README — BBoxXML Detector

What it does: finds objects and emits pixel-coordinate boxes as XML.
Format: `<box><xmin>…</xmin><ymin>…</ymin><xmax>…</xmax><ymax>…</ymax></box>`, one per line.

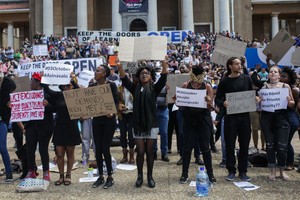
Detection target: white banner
<box><xmin>175</xmin><ymin>87</ymin><xmax>207</xmax><ymax>108</ymax></box>
<box><xmin>77</xmin><ymin>30</ymin><xmax>190</xmax><ymax>44</ymax></box>
<box><xmin>33</xmin><ymin>45</ymin><xmax>48</xmax><ymax>56</ymax></box>
<box><xmin>10</xmin><ymin>90</ymin><xmax>45</xmax><ymax>122</ymax></box>
<box><xmin>258</xmin><ymin>88</ymin><xmax>289</xmax><ymax>112</ymax></box>
<box><xmin>18</xmin><ymin>58</ymin><xmax>103</xmax><ymax>77</ymax></box>
<box><xmin>41</xmin><ymin>63</ymin><xmax>74</xmax><ymax>85</ymax></box>
<box><xmin>77</xmin><ymin>70</ymin><xmax>94</xmax><ymax>87</ymax></box>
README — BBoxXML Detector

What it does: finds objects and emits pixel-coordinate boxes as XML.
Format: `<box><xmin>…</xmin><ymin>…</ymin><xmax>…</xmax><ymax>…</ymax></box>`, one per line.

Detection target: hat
<box><xmin>32</xmin><ymin>72</ymin><xmax>41</xmax><ymax>82</ymax></box>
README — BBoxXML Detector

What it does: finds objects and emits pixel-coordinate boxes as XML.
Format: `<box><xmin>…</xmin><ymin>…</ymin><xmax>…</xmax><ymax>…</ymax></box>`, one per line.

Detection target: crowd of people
<box><xmin>0</xmin><ymin>30</ymin><xmax>300</xmax><ymax>189</ymax></box>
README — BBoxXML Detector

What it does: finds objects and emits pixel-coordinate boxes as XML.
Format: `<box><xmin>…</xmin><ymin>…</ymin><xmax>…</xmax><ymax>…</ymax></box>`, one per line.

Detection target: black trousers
<box><xmin>224</xmin><ymin>113</ymin><xmax>251</xmax><ymax>174</ymax></box>
<box><xmin>167</xmin><ymin>104</ymin><xmax>179</xmax><ymax>151</ymax></box>
<box><xmin>12</xmin><ymin>122</ymin><xmax>23</xmax><ymax>150</ymax></box>
<box><xmin>92</xmin><ymin>118</ymin><xmax>116</xmax><ymax>176</ymax></box>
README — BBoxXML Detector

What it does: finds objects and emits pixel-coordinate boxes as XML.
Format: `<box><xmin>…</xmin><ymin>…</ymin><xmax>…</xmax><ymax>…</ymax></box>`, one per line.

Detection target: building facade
<box><xmin>0</xmin><ymin>0</ymin><xmax>299</xmax><ymax>48</ymax></box>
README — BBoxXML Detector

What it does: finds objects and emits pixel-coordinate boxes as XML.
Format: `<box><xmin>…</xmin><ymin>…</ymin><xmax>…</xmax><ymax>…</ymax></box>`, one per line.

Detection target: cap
<box><xmin>32</xmin><ymin>72</ymin><xmax>41</xmax><ymax>82</ymax></box>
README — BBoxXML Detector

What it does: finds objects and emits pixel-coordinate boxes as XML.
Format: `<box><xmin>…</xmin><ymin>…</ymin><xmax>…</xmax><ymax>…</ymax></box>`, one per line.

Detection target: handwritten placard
<box><xmin>77</xmin><ymin>70</ymin><xmax>94</xmax><ymax>87</ymax></box>
<box><xmin>10</xmin><ymin>90</ymin><xmax>45</xmax><ymax>122</ymax></box>
<box><xmin>258</xmin><ymin>88</ymin><xmax>288</xmax><ymax>112</ymax></box>
<box><xmin>211</xmin><ymin>35</ymin><xmax>247</xmax><ymax>66</ymax></box>
<box><xmin>118</xmin><ymin>36</ymin><xmax>167</xmax><ymax>62</ymax></box>
<box><xmin>167</xmin><ymin>74</ymin><xmax>189</xmax><ymax>103</ymax></box>
<box><xmin>262</xmin><ymin>28</ymin><xmax>295</xmax><ymax>64</ymax></box>
<box><xmin>63</xmin><ymin>84</ymin><xmax>117</xmax><ymax>119</ymax></box>
<box><xmin>41</xmin><ymin>63</ymin><xmax>74</xmax><ymax>85</ymax></box>
<box><xmin>175</xmin><ymin>87</ymin><xmax>207</xmax><ymax>108</ymax></box>
<box><xmin>33</xmin><ymin>45</ymin><xmax>48</xmax><ymax>56</ymax></box>
<box><xmin>226</xmin><ymin>90</ymin><xmax>256</xmax><ymax>115</ymax></box>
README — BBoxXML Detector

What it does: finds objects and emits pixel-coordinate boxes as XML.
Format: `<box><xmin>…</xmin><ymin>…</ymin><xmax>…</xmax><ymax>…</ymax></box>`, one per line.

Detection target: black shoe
<box><xmin>135</xmin><ymin>174</ymin><xmax>143</xmax><ymax>188</ymax></box>
<box><xmin>167</xmin><ymin>150</ymin><xmax>172</xmax><ymax>154</ymax></box>
<box><xmin>239</xmin><ymin>173</ymin><xmax>251</xmax><ymax>182</ymax></box>
<box><xmin>161</xmin><ymin>154</ymin><xmax>170</xmax><ymax>162</ymax></box>
<box><xmin>208</xmin><ymin>174</ymin><xmax>216</xmax><ymax>183</ymax></box>
<box><xmin>177</xmin><ymin>157</ymin><xmax>183</xmax><ymax>165</ymax></box>
<box><xmin>103</xmin><ymin>177</ymin><xmax>114</xmax><ymax>189</ymax></box>
<box><xmin>195</xmin><ymin>157</ymin><xmax>204</xmax><ymax>165</ymax></box>
<box><xmin>179</xmin><ymin>174</ymin><xmax>188</xmax><ymax>184</ymax></box>
<box><xmin>211</xmin><ymin>146</ymin><xmax>218</xmax><ymax>153</ymax></box>
<box><xmin>153</xmin><ymin>152</ymin><xmax>157</xmax><ymax>160</ymax></box>
<box><xmin>219</xmin><ymin>160</ymin><xmax>226</xmax><ymax>168</ymax></box>
<box><xmin>147</xmin><ymin>175</ymin><xmax>155</xmax><ymax>188</ymax></box>
<box><xmin>5</xmin><ymin>173</ymin><xmax>13</xmax><ymax>183</ymax></box>
<box><xmin>92</xmin><ymin>176</ymin><xmax>105</xmax><ymax>188</ymax></box>
<box><xmin>226</xmin><ymin>173</ymin><xmax>235</xmax><ymax>181</ymax></box>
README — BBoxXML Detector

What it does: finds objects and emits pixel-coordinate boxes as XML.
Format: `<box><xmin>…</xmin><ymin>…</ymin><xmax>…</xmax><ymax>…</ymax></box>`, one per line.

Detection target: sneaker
<box><xmin>176</xmin><ymin>157</ymin><xmax>183</xmax><ymax>165</ymax></box>
<box><xmin>103</xmin><ymin>177</ymin><xmax>114</xmax><ymax>189</ymax></box>
<box><xmin>92</xmin><ymin>176</ymin><xmax>105</xmax><ymax>188</ymax></box>
<box><xmin>239</xmin><ymin>173</ymin><xmax>251</xmax><ymax>181</ymax></box>
<box><xmin>43</xmin><ymin>171</ymin><xmax>50</xmax><ymax>181</ymax></box>
<box><xmin>4</xmin><ymin>173</ymin><xmax>13</xmax><ymax>183</ymax></box>
<box><xmin>195</xmin><ymin>157</ymin><xmax>204</xmax><ymax>165</ymax></box>
<box><xmin>167</xmin><ymin>150</ymin><xmax>172</xmax><ymax>154</ymax></box>
<box><xmin>208</xmin><ymin>174</ymin><xmax>217</xmax><ymax>183</ymax></box>
<box><xmin>226</xmin><ymin>173</ymin><xmax>235</xmax><ymax>181</ymax></box>
<box><xmin>25</xmin><ymin>170</ymin><xmax>37</xmax><ymax>179</ymax></box>
<box><xmin>219</xmin><ymin>160</ymin><xmax>226</xmax><ymax>168</ymax></box>
<box><xmin>161</xmin><ymin>154</ymin><xmax>170</xmax><ymax>162</ymax></box>
<box><xmin>179</xmin><ymin>174</ymin><xmax>188</xmax><ymax>184</ymax></box>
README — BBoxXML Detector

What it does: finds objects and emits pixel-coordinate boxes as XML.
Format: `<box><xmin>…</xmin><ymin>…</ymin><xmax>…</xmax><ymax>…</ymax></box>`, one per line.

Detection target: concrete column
<box><xmin>77</xmin><ymin>0</ymin><xmax>88</xmax><ymax>32</ymax></box>
<box><xmin>271</xmin><ymin>12</ymin><xmax>279</xmax><ymax>38</ymax></box>
<box><xmin>43</xmin><ymin>0</ymin><xmax>53</xmax><ymax>36</ymax></box>
<box><xmin>148</xmin><ymin>0</ymin><xmax>158</xmax><ymax>31</ymax></box>
<box><xmin>219</xmin><ymin>0</ymin><xmax>230</xmax><ymax>32</ymax></box>
<box><xmin>7</xmin><ymin>23</ymin><xmax>14</xmax><ymax>47</ymax></box>
<box><xmin>112</xmin><ymin>0</ymin><xmax>122</xmax><ymax>31</ymax></box>
<box><xmin>181</xmin><ymin>0</ymin><xmax>194</xmax><ymax>32</ymax></box>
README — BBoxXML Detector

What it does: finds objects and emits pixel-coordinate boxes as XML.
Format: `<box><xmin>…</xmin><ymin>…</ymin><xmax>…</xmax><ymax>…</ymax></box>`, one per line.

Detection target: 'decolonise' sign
<box><xmin>63</xmin><ymin>84</ymin><xmax>117</xmax><ymax>119</ymax></box>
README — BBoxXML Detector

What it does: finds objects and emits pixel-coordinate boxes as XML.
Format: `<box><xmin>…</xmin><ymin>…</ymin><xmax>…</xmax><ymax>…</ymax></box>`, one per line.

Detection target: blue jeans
<box><xmin>220</xmin><ymin>117</ymin><xmax>226</xmax><ymax>161</ymax></box>
<box><xmin>286</xmin><ymin>110</ymin><xmax>299</xmax><ymax>165</ymax></box>
<box><xmin>0</xmin><ymin>122</ymin><xmax>12</xmax><ymax>174</ymax></box>
<box><xmin>154</xmin><ymin>106</ymin><xmax>169</xmax><ymax>155</ymax></box>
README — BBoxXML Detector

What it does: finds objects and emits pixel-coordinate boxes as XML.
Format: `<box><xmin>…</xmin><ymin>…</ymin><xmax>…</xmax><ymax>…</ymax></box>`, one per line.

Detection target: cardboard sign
<box><xmin>211</xmin><ymin>35</ymin><xmax>247</xmax><ymax>66</ymax></box>
<box><xmin>41</xmin><ymin>63</ymin><xmax>73</xmax><ymax>85</ymax></box>
<box><xmin>175</xmin><ymin>87</ymin><xmax>207</xmax><ymax>108</ymax></box>
<box><xmin>122</xmin><ymin>62</ymin><xmax>138</xmax><ymax>74</ymax></box>
<box><xmin>118</xmin><ymin>36</ymin><xmax>167</xmax><ymax>62</ymax></box>
<box><xmin>77</xmin><ymin>70</ymin><xmax>94</xmax><ymax>87</ymax></box>
<box><xmin>166</xmin><ymin>74</ymin><xmax>189</xmax><ymax>103</ymax></box>
<box><xmin>33</xmin><ymin>45</ymin><xmax>48</xmax><ymax>56</ymax></box>
<box><xmin>63</xmin><ymin>84</ymin><xmax>117</xmax><ymax>119</ymax></box>
<box><xmin>262</xmin><ymin>28</ymin><xmax>295</xmax><ymax>64</ymax></box>
<box><xmin>13</xmin><ymin>76</ymin><xmax>31</xmax><ymax>92</ymax></box>
<box><xmin>10</xmin><ymin>90</ymin><xmax>45</xmax><ymax>122</ymax></box>
<box><xmin>258</xmin><ymin>88</ymin><xmax>289</xmax><ymax>112</ymax></box>
<box><xmin>291</xmin><ymin>47</ymin><xmax>300</xmax><ymax>66</ymax></box>
<box><xmin>109</xmin><ymin>55</ymin><xmax>118</xmax><ymax>67</ymax></box>
<box><xmin>225</xmin><ymin>90</ymin><xmax>256</xmax><ymax>115</ymax></box>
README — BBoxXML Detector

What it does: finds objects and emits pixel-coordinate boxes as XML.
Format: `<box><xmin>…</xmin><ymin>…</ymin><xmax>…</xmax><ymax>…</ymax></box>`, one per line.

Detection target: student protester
<box><xmin>91</xmin><ymin>64</ymin><xmax>119</xmax><ymax>189</ymax></box>
<box><xmin>178</xmin><ymin>65</ymin><xmax>216</xmax><ymax>184</ymax></box>
<box><xmin>259</xmin><ymin>66</ymin><xmax>295</xmax><ymax>180</ymax></box>
<box><xmin>117</xmin><ymin>59</ymin><xmax>168</xmax><ymax>188</ymax></box>
<box><xmin>24</xmin><ymin>73</ymin><xmax>54</xmax><ymax>181</ymax></box>
<box><xmin>215</xmin><ymin>57</ymin><xmax>253</xmax><ymax>182</ymax></box>
<box><xmin>0</xmin><ymin>76</ymin><xmax>16</xmax><ymax>183</ymax></box>
<box><xmin>42</xmin><ymin>76</ymin><xmax>81</xmax><ymax>186</ymax></box>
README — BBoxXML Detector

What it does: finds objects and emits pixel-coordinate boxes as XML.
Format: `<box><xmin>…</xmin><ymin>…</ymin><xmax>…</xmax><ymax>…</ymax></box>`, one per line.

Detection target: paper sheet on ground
<box><xmin>38</xmin><ymin>161</ymin><xmax>79</xmax><ymax>173</ymax></box>
<box><xmin>189</xmin><ymin>181</ymin><xmax>196</xmax><ymax>187</ymax></box>
<box><xmin>116</xmin><ymin>164</ymin><xmax>137</xmax><ymax>170</ymax></box>
<box><xmin>83</xmin><ymin>169</ymin><xmax>98</xmax><ymax>175</ymax></box>
<box><xmin>233</xmin><ymin>181</ymin><xmax>260</xmax><ymax>191</ymax></box>
<box><xmin>79</xmin><ymin>176</ymin><xmax>99</xmax><ymax>183</ymax></box>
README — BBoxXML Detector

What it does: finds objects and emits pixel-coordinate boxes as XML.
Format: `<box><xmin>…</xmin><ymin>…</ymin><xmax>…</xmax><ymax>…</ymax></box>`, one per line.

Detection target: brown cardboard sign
<box><xmin>13</xmin><ymin>76</ymin><xmax>31</xmax><ymax>92</ymax></box>
<box><xmin>63</xmin><ymin>84</ymin><xmax>117</xmax><ymax>119</ymax></box>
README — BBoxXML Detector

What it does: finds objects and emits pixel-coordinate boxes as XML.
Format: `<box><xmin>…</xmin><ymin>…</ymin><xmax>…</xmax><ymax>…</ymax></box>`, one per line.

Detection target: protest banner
<box><xmin>262</xmin><ymin>28</ymin><xmax>295</xmax><ymax>64</ymax></box>
<box><xmin>63</xmin><ymin>84</ymin><xmax>117</xmax><ymax>119</ymax></box>
<box><xmin>77</xmin><ymin>30</ymin><xmax>190</xmax><ymax>44</ymax></box>
<box><xmin>119</xmin><ymin>0</ymin><xmax>148</xmax><ymax>13</ymax></box>
<box><xmin>118</xmin><ymin>36</ymin><xmax>167</xmax><ymax>62</ymax></box>
<box><xmin>13</xmin><ymin>76</ymin><xmax>31</xmax><ymax>92</ymax></box>
<box><xmin>225</xmin><ymin>90</ymin><xmax>256</xmax><ymax>115</ymax></box>
<box><xmin>41</xmin><ymin>63</ymin><xmax>74</xmax><ymax>85</ymax></box>
<box><xmin>258</xmin><ymin>88</ymin><xmax>289</xmax><ymax>112</ymax></box>
<box><xmin>18</xmin><ymin>57</ymin><xmax>103</xmax><ymax>77</ymax></box>
<box><xmin>211</xmin><ymin>35</ymin><xmax>247</xmax><ymax>66</ymax></box>
<box><xmin>77</xmin><ymin>70</ymin><xmax>94</xmax><ymax>87</ymax></box>
<box><xmin>166</xmin><ymin>74</ymin><xmax>189</xmax><ymax>103</ymax></box>
<box><xmin>33</xmin><ymin>45</ymin><xmax>48</xmax><ymax>56</ymax></box>
<box><xmin>291</xmin><ymin>47</ymin><xmax>300</xmax><ymax>66</ymax></box>
<box><xmin>175</xmin><ymin>87</ymin><xmax>207</xmax><ymax>108</ymax></box>
<box><xmin>10</xmin><ymin>90</ymin><xmax>45</xmax><ymax>122</ymax></box>
<box><xmin>122</xmin><ymin>62</ymin><xmax>138</xmax><ymax>74</ymax></box>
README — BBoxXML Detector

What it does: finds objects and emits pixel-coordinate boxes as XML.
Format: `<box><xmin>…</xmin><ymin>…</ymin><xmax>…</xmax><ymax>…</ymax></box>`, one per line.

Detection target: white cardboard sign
<box><xmin>258</xmin><ymin>88</ymin><xmax>289</xmax><ymax>112</ymax></box>
<box><xmin>175</xmin><ymin>87</ymin><xmax>207</xmax><ymax>108</ymax></box>
<box><xmin>41</xmin><ymin>63</ymin><xmax>74</xmax><ymax>85</ymax></box>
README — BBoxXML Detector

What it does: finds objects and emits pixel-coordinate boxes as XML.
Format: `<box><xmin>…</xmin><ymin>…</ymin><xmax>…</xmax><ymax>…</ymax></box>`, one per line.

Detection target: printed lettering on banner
<box><xmin>175</xmin><ymin>87</ymin><xmax>207</xmax><ymax>108</ymax></box>
<box><xmin>225</xmin><ymin>90</ymin><xmax>256</xmax><ymax>115</ymax></box>
<box><xmin>41</xmin><ymin>63</ymin><xmax>74</xmax><ymax>85</ymax></box>
<box><xmin>10</xmin><ymin>90</ymin><xmax>45</xmax><ymax>122</ymax></box>
<box><xmin>258</xmin><ymin>88</ymin><xmax>289</xmax><ymax>112</ymax></box>
<box><xmin>63</xmin><ymin>84</ymin><xmax>117</xmax><ymax>119</ymax></box>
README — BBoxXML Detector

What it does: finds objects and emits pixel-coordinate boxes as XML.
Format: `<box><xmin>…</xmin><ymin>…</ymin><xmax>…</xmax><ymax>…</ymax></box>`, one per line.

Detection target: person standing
<box><xmin>215</xmin><ymin>57</ymin><xmax>253</xmax><ymax>182</ymax></box>
<box><xmin>117</xmin><ymin>60</ymin><xmax>168</xmax><ymax>188</ymax></box>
